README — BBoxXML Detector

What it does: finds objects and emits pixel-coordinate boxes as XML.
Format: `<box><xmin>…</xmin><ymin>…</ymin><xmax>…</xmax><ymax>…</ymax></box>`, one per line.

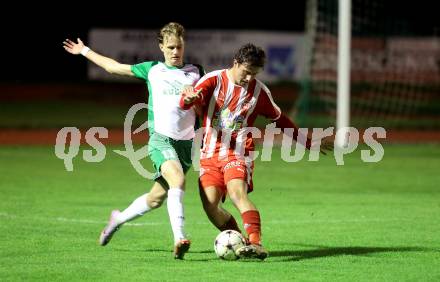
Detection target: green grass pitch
<box><xmin>1</xmin><ymin>144</ymin><xmax>439</xmax><ymax>281</ymax></box>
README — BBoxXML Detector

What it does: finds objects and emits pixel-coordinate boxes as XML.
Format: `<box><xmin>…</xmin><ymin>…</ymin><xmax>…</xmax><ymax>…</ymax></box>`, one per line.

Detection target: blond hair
<box><xmin>157</xmin><ymin>22</ymin><xmax>185</xmax><ymax>44</ymax></box>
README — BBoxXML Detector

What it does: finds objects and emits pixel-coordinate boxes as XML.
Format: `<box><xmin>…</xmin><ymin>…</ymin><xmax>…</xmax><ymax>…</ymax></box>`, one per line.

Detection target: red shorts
<box><xmin>199</xmin><ymin>156</ymin><xmax>254</xmax><ymax>194</ymax></box>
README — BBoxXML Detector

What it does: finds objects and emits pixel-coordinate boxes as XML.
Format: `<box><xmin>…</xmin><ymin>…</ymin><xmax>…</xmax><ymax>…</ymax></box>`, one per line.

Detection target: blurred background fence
<box><xmin>296</xmin><ymin>0</ymin><xmax>440</xmax><ymax>129</ymax></box>
<box><xmin>1</xmin><ymin>0</ymin><xmax>438</xmax><ymax>144</ymax></box>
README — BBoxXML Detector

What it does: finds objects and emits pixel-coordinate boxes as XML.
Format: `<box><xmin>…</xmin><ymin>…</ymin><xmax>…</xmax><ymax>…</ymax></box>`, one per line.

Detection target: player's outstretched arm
<box><xmin>63</xmin><ymin>38</ymin><xmax>134</xmax><ymax>77</ymax></box>
<box><xmin>274</xmin><ymin>113</ymin><xmax>312</xmax><ymax>149</ymax></box>
<box><xmin>274</xmin><ymin>113</ymin><xmax>335</xmax><ymax>155</ymax></box>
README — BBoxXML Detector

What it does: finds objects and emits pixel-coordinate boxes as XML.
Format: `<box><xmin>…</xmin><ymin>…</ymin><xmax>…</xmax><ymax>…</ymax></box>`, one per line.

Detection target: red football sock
<box><xmin>241</xmin><ymin>210</ymin><xmax>261</xmax><ymax>245</ymax></box>
<box><xmin>219</xmin><ymin>215</ymin><xmax>242</xmax><ymax>234</ymax></box>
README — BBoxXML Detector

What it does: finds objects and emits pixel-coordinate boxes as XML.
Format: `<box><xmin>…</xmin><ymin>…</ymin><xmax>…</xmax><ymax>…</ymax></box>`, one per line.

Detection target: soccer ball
<box><xmin>213</xmin><ymin>230</ymin><xmax>246</xmax><ymax>260</ymax></box>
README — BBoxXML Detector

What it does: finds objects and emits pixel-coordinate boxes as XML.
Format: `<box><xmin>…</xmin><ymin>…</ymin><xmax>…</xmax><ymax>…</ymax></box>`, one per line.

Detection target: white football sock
<box><xmin>167</xmin><ymin>188</ymin><xmax>186</xmax><ymax>243</ymax></box>
<box><xmin>116</xmin><ymin>193</ymin><xmax>151</xmax><ymax>224</ymax></box>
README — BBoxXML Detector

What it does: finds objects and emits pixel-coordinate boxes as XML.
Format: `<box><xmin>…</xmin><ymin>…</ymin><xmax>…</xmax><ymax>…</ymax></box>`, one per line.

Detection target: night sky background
<box><xmin>2</xmin><ymin>1</ymin><xmax>438</xmax><ymax>83</ymax></box>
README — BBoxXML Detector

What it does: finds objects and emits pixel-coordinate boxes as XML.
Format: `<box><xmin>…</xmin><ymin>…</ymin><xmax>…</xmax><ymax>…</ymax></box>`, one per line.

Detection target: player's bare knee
<box><xmin>161</xmin><ymin>160</ymin><xmax>185</xmax><ymax>187</ymax></box>
<box><xmin>149</xmin><ymin>198</ymin><xmax>164</xmax><ymax>209</ymax></box>
<box><xmin>228</xmin><ymin>190</ymin><xmax>246</xmax><ymax>204</ymax></box>
<box><xmin>147</xmin><ymin>193</ymin><xmax>166</xmax><ymax>209</ymax></box>
<box><xmin>163</xmin><ymin>170</ymin><xmax>185</xmax><ymax>188</ymax></box>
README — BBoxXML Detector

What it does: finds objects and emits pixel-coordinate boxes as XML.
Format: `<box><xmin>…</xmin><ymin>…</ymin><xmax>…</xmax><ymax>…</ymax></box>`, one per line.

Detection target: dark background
<box><xmin>2</xmin><ymin>1</ymin><xmax>438</xmax><ymax>83</ymax></box>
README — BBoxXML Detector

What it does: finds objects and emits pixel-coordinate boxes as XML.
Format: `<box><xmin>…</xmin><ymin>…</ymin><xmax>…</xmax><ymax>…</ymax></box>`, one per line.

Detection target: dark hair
<box><xmin>157</xmin><ymin>22</ymin><xmax>185</xmax><ymax>44</ymax></box>
<box><xmin>233</xmin><ymin>43</ymin><xmax>266</xmax><ymax>68</ymax></box>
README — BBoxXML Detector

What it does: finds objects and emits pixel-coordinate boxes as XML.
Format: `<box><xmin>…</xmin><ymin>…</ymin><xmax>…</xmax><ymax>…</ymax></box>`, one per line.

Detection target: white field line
<box><xmin>0</xmin><ymin>211</ymin><xmax>415</xmax><ymax>226</ymax></box>
<box><xmin>0</xmin><ymin>212</ymin><xmax>170</xmax><ymax>226</ymax></box>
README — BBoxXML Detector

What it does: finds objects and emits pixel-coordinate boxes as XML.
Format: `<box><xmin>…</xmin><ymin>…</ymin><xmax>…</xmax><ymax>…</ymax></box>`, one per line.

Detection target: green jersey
<box><xmin>131</xmin><ymin>61</ymin><xmax>203</xmax><ymax>140</ymax></box>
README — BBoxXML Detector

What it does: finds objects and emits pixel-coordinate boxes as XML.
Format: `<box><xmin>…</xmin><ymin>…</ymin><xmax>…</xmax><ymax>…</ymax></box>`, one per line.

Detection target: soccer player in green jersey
<box><xmin>63</xmin><ymin>22</ymin><xmax>204</xmax><ymax>259</ymax></box>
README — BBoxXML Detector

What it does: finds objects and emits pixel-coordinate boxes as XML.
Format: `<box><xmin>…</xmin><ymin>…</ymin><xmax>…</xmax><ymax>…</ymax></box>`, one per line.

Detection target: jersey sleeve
<box><xmin>275</xmin><ymin>113</ymin><xmax>312</xmax><ymax>149</ymax></box>
<box><xmin>130</xmin><ymin>61</ymin><xmax>158</xmax><ymax>81</ymax></box>
<box><xmin>193</xmin><ymin>75</ymin><xmax>216</xmax><ymax>106</ymax></box>
<box><xmin>258</xmin><ymin>87</ymin><xmax>282</xmax><ymax>120</ymax></box>
<box><xmin>258</xmin><ymin>87</ymin><xmax>311</xmax><ymax>148</ymax></box>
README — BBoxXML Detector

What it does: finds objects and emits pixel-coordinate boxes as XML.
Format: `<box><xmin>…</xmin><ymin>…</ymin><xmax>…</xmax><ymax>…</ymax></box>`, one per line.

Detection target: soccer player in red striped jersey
<box><xmin>180</xmin><ymin>43</ymin><xmax>333</xmax><ymax>259</ymax></box>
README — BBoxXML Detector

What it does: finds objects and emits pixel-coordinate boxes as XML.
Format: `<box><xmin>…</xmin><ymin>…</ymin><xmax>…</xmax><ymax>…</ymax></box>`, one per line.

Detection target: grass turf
<box><xmin>0</xmin><ymin>144</ymin><xmax>439</xmax><ymax>281</ymax></box>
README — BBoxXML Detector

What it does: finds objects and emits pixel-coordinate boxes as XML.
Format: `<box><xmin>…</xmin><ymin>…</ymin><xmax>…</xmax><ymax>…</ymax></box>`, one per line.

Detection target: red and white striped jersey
<box><xmin>192</xmin><ymin>69</ymin><xmax>282</xmax><ymax>159</ymax></box>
